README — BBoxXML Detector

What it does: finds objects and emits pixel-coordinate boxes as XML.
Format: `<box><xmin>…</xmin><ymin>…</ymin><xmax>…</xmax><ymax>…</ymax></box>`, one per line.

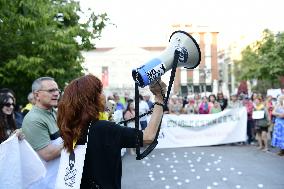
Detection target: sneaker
<box><xmin>277</xmin><ymin>150</ymin><xmax>284</xmax><ymax>156</ymax></box>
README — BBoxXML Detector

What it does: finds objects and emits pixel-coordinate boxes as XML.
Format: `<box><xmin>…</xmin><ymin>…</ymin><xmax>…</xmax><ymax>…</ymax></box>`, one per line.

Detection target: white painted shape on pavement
<box><xmin>213</xmin><ymin>182</ymin><xmax>218</xmax><ymax>186</ymax></box>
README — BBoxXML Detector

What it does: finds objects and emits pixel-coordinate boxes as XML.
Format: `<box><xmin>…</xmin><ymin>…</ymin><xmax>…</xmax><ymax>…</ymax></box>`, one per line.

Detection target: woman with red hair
<box><xmin>57</xmin><ymin>74</ymin><xmax>166</xmax><ymax>189</ymax></box>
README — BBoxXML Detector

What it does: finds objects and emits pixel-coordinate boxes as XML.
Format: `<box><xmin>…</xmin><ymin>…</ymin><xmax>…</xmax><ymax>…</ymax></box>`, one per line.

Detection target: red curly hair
<box><xmin>57</xmin><ymin>74</ymin><xmax>104</xmax><ymax>152</ymax></box>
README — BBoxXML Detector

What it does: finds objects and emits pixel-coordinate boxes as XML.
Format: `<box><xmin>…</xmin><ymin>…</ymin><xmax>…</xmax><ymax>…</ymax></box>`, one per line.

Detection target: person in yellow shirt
<box><xmin>99</xmin><ymin>93</ymin><xmax>116</xmax><ymax>121</ymax></box>
<box><xmin>21</xmin><ymin>92</ymin><xmax>35</xmax><ymax>116</ymax></box>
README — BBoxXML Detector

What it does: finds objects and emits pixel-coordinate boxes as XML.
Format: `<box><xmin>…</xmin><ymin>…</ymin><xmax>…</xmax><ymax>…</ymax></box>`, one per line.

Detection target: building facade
<box><xmin>167</xmin><ymin>24</ymin><xmax>219</xmax><ymax>96</ymax></box>
<box><xmin>82</xmin><ymin>24</ymin><xmax>219</xmax><ymax>97</ymax></box>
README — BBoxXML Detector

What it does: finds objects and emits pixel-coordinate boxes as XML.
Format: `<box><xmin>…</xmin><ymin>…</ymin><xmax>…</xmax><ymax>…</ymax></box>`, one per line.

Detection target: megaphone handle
<box><xmin>135</xmin><ymin>82</ymin><xmax>141</xmax><ymax>158</ymax></box>
<box><xmin>135</xmin><ymin>50</ymin><xmax>180</xmax><ymax>160</ymax></box>
<box><xmin>164</xmin><ymin>49</ymin><xmax>180</xmax><ymax>104</ymax></box>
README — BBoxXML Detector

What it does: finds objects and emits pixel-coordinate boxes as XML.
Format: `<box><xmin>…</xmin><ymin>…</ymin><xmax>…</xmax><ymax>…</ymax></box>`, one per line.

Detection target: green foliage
<box><xmin>0</xmin><ymin>0</ymin><xmax>109</xmax><ymax>105</ymax></box>
<box><xmin>251</xmin><ymin>79</ymin><xmax>281</xmax><ymax>95</ymax></box>
<box><xmin>235</xmin><ymin>29</ymin><xmax>284</xmax><ymax>91</ymax></box>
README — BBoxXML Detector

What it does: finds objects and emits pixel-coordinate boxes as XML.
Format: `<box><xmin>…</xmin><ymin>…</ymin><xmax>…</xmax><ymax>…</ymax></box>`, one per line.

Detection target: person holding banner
<box><xmin>228</xmin><ymin>93</ymin><xmax>242</xmax><ymax>109</ymax></box>
<box><xmin>0</xmin><ymin>94</ymin><xmax>24</xmax><ymax>143</ymax></box>
<box><xmin>0</xmin><ymin>94</ymin><xmax>18</xmax><ymax>143</ymax></box>
<box><xmin>198</xmin><ymin>96</ymin><xmax>210</xmax><ymax>114</ymax></box>
<box><xmin>56</xmin><ymin>74</ymin><xmax>166</xmax><ymax>189</ymax></box>
<box><xmin>22</xmin><ymin>77</ymin><xmax>63</xmax><ymax>189</ymax></box>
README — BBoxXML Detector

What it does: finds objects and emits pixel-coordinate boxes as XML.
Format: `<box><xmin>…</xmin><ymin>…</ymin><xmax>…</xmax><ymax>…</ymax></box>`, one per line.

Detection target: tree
<box><xmin>235</xmin><ymin>29</ymin><xmax>284</xmax><ymax>93</ymax></box>
<box><xmin>0</xmin><ymin>0</ymin><xmax>109</xmax><ymax>104</ymax></box>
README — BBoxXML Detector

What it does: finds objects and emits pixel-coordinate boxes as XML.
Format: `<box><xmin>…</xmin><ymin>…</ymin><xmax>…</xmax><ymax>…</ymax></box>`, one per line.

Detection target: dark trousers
<box><xmin>247</xmin><ymin>119</ymin><xmax>254</xmax><ymax>144</ymax></box>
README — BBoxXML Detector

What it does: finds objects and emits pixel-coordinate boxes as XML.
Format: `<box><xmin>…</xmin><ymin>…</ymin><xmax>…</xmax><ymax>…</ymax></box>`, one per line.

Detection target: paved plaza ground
<box><xmin>122</xmin><ymin>145</ymin><xmax>284</xmax><ymax>189</ymax></box>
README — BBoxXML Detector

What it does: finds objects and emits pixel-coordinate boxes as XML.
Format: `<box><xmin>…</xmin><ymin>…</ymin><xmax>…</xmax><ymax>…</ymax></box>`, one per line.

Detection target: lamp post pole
<box><xmin>200</xmin><ymin>66</ymin><xmax>211</xmax><ymax>97</ymax></box>
<box><xmin>200</xmin><ymin>67</ymin><xmax>206</xmax><ymax>96</ymax></box>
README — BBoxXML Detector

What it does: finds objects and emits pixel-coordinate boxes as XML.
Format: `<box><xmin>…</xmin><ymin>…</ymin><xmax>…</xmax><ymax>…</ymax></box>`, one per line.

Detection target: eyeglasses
<box><xmin>38</xmin><ymin>88</ymin><xmax>61</xmax><ymax>94</ymax></box>
<box><xmin>3</xmin><ymin>103</ymin><xmax>15</xmax><ymax>107</ymax></box>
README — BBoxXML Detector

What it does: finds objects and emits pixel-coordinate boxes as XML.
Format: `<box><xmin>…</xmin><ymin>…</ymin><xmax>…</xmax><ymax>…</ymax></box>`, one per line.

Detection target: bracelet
<box><xmin>154</xmin><ymin>102</ymin><xmax>164</xmax><ymax>108</ymax></box>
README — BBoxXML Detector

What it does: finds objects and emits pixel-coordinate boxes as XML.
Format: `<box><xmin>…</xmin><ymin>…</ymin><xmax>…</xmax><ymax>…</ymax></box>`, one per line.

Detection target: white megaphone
<box><xmin>132</xmin><ymin>30</ymin><xmax>201</xmax><ymax>87</ymax></box>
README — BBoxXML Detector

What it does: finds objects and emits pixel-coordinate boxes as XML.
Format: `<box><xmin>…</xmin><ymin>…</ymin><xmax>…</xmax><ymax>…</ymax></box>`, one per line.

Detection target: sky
<box><xmin>78</xmin><ymin>0</ymin><xmax>284</xmax><ymax>49</ymax></box>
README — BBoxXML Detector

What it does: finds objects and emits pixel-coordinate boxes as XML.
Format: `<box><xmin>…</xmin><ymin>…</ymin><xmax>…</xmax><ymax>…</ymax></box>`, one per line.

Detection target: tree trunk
<box><xmin>279</xmin><ymin>76</ymin><xmax>284</xmax><ymax>89</ymax></box>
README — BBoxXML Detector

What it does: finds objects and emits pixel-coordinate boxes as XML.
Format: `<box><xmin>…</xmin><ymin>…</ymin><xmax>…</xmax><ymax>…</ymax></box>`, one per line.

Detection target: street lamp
<box><xmin>199</xmin><ymin>67</ymin><xmax>211</xmax><ymax>96</ymax></box>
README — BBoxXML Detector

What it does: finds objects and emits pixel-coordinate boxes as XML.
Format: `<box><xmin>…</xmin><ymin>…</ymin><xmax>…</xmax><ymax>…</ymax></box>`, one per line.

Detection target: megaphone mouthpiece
<box><xmin>132</xmin><ymin>30</ymin><xmax>201</xmax><ymax>87</ymax></box>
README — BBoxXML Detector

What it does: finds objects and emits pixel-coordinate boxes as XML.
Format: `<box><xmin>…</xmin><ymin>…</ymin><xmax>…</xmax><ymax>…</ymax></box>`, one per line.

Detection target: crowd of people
<box><xmin>0</xmin><ymin>76</ymin><xmax>284</xmax><ymax>188</ymax></box>
<box><xmin>0</xmin><ymin>75</ymin><xmax>166</xmax><ymax>189</ymax></box>
<box><xmin>105</xmin><ymin>90</ymin><xmax>284</xmax><ymax>156</ymax></box>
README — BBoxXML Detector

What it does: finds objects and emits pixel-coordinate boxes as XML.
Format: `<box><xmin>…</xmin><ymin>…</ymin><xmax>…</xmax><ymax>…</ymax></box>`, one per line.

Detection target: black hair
<box><xmin>208</xmin><ymin>94</ymin><xmax>217</xmax><ymax>102</ymax></box>
<box><xmin>0</xmin><ymin>88</ymin><xmax>15</xmax><ymax>97</ymax></box>
<box><xmin>0</xmin><ymin>94</ymin><xmax>17</xmax><ymax>143</ymax></box>
<box><xmin>123</xmin><ymin>99</ymin><xmax>134</xmax><ymax>119</ymax></box>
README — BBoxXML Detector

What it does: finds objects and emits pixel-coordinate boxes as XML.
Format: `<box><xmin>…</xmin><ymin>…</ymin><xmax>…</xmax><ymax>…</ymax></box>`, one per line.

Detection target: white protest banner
<box><xmin>0</xmin><ymin>135</ymin><xmax>46</xmax><ymax>189</ymax></box>
<box><xmin>29</xmin><ymin>138</ymin><xmax>62</xmax><ymax>189</ymax></box>
<box><xmin>156</xmin><ymin>107</ymin><xmax>247</xmax><ymax>148</ymax></box>
<box><xmin>55</xmin><ymin>145</ymin><xmax>87</xmax><ymax>189</ymax></box>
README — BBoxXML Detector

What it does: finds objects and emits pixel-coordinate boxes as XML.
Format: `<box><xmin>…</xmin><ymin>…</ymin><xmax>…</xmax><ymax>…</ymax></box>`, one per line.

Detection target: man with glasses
<box><xmin>22</xmin><ymin>77</ymin><xmax>63</xmax><ymax>189</ymax></box>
